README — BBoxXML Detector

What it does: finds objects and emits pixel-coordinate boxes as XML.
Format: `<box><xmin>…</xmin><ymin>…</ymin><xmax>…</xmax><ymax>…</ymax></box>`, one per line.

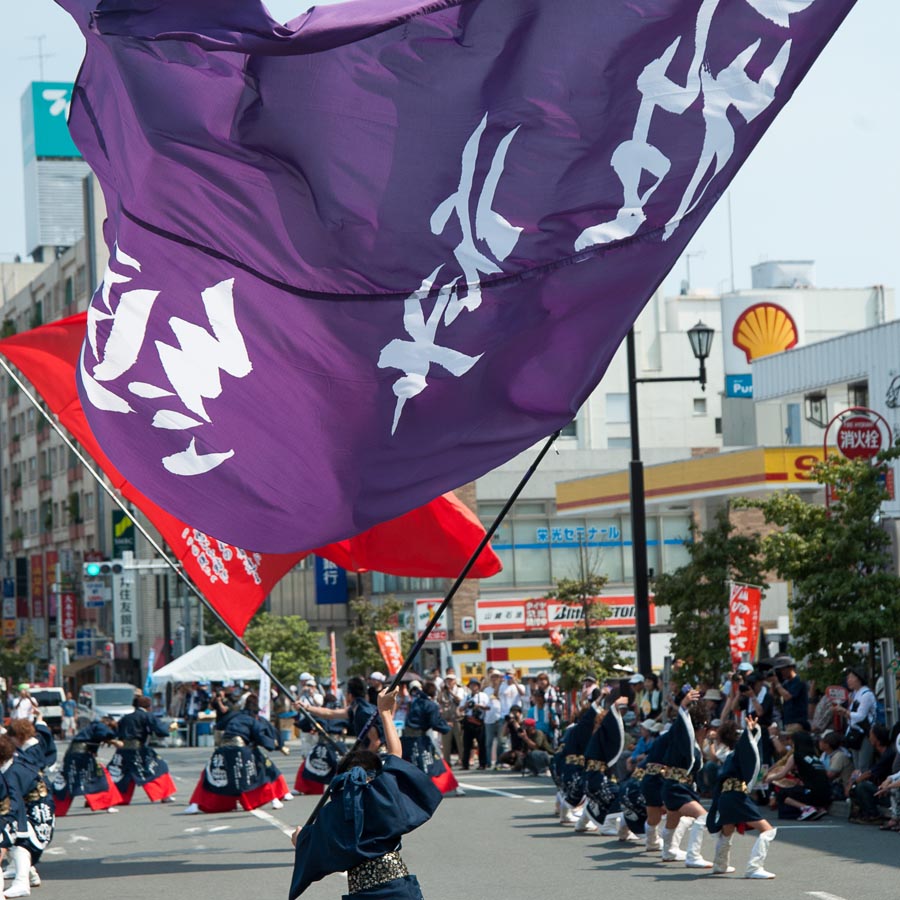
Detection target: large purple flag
<box><xmin>60</xmin><ymin>0</ymin><xmax>854</xmax><ymax>552</ymax></box>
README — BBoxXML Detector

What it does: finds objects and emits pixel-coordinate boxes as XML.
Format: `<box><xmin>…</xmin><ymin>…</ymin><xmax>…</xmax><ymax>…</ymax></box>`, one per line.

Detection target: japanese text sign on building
<box><xmin>60</xmin><ymin>593</ymin><xmax>77</xmax><ymax>641</ymax></box>
<box><xmin>314</xmin><ymin>556</ymin><xmax>347</xmax><ymax>605</ymax></box>
<box><xmin>30</xmin><ymin>555</ymin><xmax>45</xmax><ymax>620</ymax></box>
<box><xmin>476</xmin><ymin>596</ymin><xmax>655</xmax><ymax>633</ymax></box>
<box><xmin>113</xmin><ymin>572</ymin><xmax>137</xmax><ymax>644</ymax></box>
<box><xmin>728</xmin><ymin>582</ymin><xmax>762</xmax><ymax>668</ymax></box>
<box><xmin>415</xmin><ymin>598</ymin><xmax>450</xmax><ymax>642</ymax></box>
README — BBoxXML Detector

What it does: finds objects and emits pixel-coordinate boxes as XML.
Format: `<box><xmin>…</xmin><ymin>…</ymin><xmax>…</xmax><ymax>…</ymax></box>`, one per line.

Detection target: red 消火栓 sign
<box><xmin>836</xmin><ymin>415</ymin><xmax>883</xmax><ymax>461</ymax></box>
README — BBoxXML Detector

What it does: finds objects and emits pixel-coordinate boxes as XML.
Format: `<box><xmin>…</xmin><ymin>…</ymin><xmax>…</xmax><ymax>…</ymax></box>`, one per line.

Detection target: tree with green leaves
<box><xmin>543</xmin><ymin>565</ymin><xmax>635</xmax><ymax>691</ymax></box>
<box><xmin>0</xmin><ymin>628</ymin><xmax>41</xmax><ymax>686</ymax></box>
<box><xmin>651</xmin><ymin>507</ymin><xmax>767</xmax><ymax>685</ymax></box>
<box><xmin>240</xmin><ymin>612</ymin><xmax>329</xmax><ymax>686</ymax></box>
<box><xmin>742</xmin><ymin>446</ymin><xmax>900</xmax><ymax>685</ymax></box>
<box><xmin>344</xmin><ymin>597</ymin><xmax>414</xmax><ymax>677</ymax></box>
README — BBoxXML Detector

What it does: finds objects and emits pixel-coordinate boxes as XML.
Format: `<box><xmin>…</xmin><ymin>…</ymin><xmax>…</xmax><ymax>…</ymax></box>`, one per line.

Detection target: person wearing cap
<box><xmin>834</xmin><ymin>668</ymin><xmax>877</xmax><ymax>770</ymax></box>
<box><xmin>766</xmin><ymin>657</ymin><xmax>809</xmax><ymax>733</ymax></box>
<box><xmin>660</xmin><ymin>688</ymin><xmax>713</xmax><ymax>868</ymax></box>
<box><xmin>458</xmin><ymin>679</ymin><xmax>489</xmax><ymax>770</ymax></box>
<box><xmin>106</xmin><ymin>695</ymin><xmax>178</xmax><ymax>806</ymax></box>
<box><xmin>436</xmin><ymin>673</ymin><xmax>465</xmax><ymax>766</ymax></box>
<box><xmin>707</xmin><ymin>716</ymin><xmax>778</xmax><ymax>878</ymax></box>
<box><xmin>481</xmin><ymin>671</ymin><xmax>506</xmax><ymax>768</ymax></box>
<box><xmin>519</xmin><ymin>717</ymin><xmax>553</xmax><ymax>776</ymax></box>
<box><xmin>400</xmin><ymin>681</ymin><xmax>458</xmax><ymax>795</ymax></box>
<box><xmin>367</xmin><ymin>672</ymin><xmax>387</xmax><ymax>705</ymax></box>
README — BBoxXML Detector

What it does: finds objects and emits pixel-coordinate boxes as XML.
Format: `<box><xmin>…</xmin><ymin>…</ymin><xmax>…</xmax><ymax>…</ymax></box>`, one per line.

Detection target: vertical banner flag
<box><xmin>375</xmin><ymin>631</ymin><xmax>405</xmax><ymax>676</ymax></box>
<box><xmin>30</xmin><ymin>555</ymin><xmax>45</xmax><ymax>620</ymax></box>
<box><xmin>60</xmin><ymin>593</ymin><xmax>77</xmax><ymax>641</ymax></box>
<box><xmin>144</xmin><ymin>647</ymin><xmax>156</xmax><ymax>698</ymax></box>
<box><xmin>729</xmin><ymin>582</ymin><xmax>762</xmax><ymax>667</ymax></box>
<box><xmin>329</xmin><ymin>632</ymin><xmax>338</xmax><ymax>694</ymax></box>
<box><xmin>56</xmin><ymin>0</ymin><xmax>855</xmax><ymax>553</ymax></box>
<box><xmin>259</xmin><ymin>652</ymin><xmax>272</xmax><ymax>721</ymax></box>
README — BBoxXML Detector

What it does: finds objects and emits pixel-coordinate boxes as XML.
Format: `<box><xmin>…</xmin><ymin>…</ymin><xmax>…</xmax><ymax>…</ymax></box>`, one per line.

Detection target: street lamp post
<box><xmin>627</xmin><ymin>321</ymin><xmax>714</xmax><ymax>676</ymax></box>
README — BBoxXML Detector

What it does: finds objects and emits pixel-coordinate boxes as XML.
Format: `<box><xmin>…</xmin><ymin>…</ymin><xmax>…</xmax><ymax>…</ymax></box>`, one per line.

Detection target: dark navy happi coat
<box><xmin>289</xmin><ymin>756</ymin><xmax>441</xmax><ymax>899</ymax></box>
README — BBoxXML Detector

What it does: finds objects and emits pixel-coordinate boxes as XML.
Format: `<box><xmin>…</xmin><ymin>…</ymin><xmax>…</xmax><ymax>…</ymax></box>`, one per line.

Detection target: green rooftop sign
<box><xmin>21</xmin><ymin>82</ymin><xmax>81</xmax><ymax>160</ymax></box>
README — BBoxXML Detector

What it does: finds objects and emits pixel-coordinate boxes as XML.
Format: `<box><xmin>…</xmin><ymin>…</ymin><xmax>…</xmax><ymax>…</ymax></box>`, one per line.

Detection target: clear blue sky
<box><xmin>2</xmin><ymin>0</ymin><xmax>898</xmax><ymax>300</ymax></box>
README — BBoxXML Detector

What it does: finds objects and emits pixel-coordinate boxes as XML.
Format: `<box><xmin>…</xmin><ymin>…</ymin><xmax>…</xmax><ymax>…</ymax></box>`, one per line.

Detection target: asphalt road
<box><xmin>33</xmin><ymin>745</ymin><xmax>899</xmax><ymax>900</ymax></box>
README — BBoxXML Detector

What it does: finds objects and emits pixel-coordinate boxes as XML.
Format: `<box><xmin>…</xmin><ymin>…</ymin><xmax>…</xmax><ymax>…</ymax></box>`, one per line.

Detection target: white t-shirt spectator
<box><xmin>498</xmin><ymin>680</ymin><xmax>526</xmax><ymax>716</ymax></box>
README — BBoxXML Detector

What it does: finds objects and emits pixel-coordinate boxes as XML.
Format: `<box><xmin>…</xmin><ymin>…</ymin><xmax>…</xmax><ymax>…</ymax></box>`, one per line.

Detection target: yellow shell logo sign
<box><xmin>732</xmin><ymin>302</ymin><xmax>798</xmax><ymax>363</ymax></box>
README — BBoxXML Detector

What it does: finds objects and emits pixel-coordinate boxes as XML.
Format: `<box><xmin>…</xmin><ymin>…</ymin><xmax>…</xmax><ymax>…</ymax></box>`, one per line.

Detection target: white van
<box><xmin>76</xmin><ymin>683</ymin><xmax>138</xmax><ymax>729</ymax></box>
<box><xmin>27</xmin><ymin>685</ymin><xmax>66</xmax><ymax>736</ymax></box>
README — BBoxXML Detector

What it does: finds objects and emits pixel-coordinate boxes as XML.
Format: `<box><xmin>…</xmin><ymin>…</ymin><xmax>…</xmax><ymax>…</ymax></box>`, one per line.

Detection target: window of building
<box><xmin>785</xmin><ymin>402</ymin><xmax>801</xmax><ymax>446</ymax></box>
<box><xmin>607</xmin><ymin>437</ymin><xmax>631</xmax><ymax>450</ymax></box>
<box><xmin>804</xmin><ymin>392</ymin><xmax>828</xmax><ymax>428</ymax></box>
<box><xmin>64</xmin><ymin>276</ymin><xmax>75</xmax><ymax>306</ymax></box>
<box><xmin>28</xmin><ymin>509</ymin><xmax>38</xmax><ymax>535</ymax></box>
<box><xmin>714</xmin><ymin>417</ymin><xmax>723</xmax><ymax>435</ymax></box>
<box><xmin>661</xmin><ymin>516</ymin><xmax>693</xmax><ymax>572</ymax></box>
<box><xmin>559</xmin><ymin>419</ymin><xmax>577</xmax><ymax>438</ymax></box>
<box><xmin>28</xmin><ymin>456</ymin><xmax>37</xmax><ymax>482</ymax></box>
<box><xmin>848</xmin><ymin>381</ymin><xmax>868</xmax><ymax>409</ymax></box>
<box><xmin>371</xmin><ymin>574</ymin><xmax>445</xmax><ymax>594</ymax></box>
<box><xmin>26</xmin><ymin>408</ymin><xmax>35</xmax><ymax>434</ymax></box>
<box><xmin>84</xmin><ymin>492</ymin><xmax>95</xmax><ymax>520</ymax></box>
<box><xmin>693</xmin><ymin>397</ymin><xmax>707</xmax><ymax>416</ymax></box>
<box><xmin>606</xmin><ymin>393</ymin><xmax>630</xmax><ymax>424</ymax></box>
<box><xmin>75</xmin><ymin>266</ymin><xmax>87</xmax><ymax>300</ymax></box>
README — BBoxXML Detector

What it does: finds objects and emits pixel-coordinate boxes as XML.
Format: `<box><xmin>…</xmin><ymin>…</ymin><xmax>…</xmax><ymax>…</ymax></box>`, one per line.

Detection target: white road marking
<box><xmin>66</xmin><ymin>835</ymin><xmax>94</xmax><ymax>843</ymax></box>
<box><xmin>807</xmin><ymin>892</ymin><xmax>849</xmax><ymax>900</ymax></box>
<box><xmin>43</xmin><ymin>847</ymin><xmax>67</xmax><ymax>856</ymax></box>
<box><xmin>250</xmin><ymin>807</ymin><xmax>295</xmax><ymax>837</ymax></box>
<box><xmin>208</xmin><ymin>825</ymin><xmax>231</xmax><ymax>833</ymax></box>
<box><xmin>182</xmin><ymin>827</ymin><xmax>202</xmax><ymax>833</ymax></box>
<box><xmin>457</xmin><ymin>782</ymin><xmax>546</xmax><ymax>803</ymax></box>
<box><xmin>776</xmin><ymin>825</ymin><xmax>840</xmax><ymax>829</ymax></box>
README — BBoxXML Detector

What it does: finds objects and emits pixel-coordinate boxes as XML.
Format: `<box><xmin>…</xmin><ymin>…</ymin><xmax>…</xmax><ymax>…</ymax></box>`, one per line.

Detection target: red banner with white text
<box><xmin>375</xmin><ymin>631</ymin><xmax>404</xmax><ymax>676</ymax></box>
<box><xmin>729</xmin><ymin>583</ymin><xmax>762</xmax><ymax>668</ymax></box>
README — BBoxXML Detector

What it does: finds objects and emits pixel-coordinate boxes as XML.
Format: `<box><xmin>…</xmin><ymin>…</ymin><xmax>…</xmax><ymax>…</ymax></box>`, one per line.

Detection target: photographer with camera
<box><xmin>766</xmin><ymin>657</ymin><xmax>809</xmax><ymax>734</ymax></box>
<box><xmin>458</xmin><ymin>679</ymin><xmax>489</xmax><ymax>770</ymax></box>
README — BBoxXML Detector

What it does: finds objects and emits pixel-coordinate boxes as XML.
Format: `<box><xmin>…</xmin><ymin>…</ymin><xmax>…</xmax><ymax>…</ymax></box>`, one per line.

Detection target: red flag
<box><xmin>728</xmin><ymin>583</ymin><xmax>762</xmax><ymax>668</ymax></box>
<box><xmin>374</xmin><ymin>631</ymin><xmax>404</xmax><ymax>676</ymax></box>
<box><xmin>0</xmin><ymin>314</ymin><xmax>500</xmax><ymax>636</ymax></box>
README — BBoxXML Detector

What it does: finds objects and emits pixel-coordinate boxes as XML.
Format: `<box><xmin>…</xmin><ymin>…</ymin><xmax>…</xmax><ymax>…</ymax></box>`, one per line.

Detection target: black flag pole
<box><xmin>0</xmin><ymin>354</ymin><xmax>341</xmax><ymax>749</ymax></box>
<box><xmin>301</xmin><ymin>428</ymin><xmax>562</xmax><ymax>830</ymax></box>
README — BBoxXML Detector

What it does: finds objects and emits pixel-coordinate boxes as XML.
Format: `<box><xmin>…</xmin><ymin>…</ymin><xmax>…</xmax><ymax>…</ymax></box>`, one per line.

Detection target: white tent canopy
<box><xmin>150</xmin><ymin>642</ymin><xmax>265</xmax><ymax>687</ymax></box>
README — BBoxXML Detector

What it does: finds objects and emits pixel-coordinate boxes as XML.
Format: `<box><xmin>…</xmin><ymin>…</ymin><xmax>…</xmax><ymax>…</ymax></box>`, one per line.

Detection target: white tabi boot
<box><xmin>745</xmin><ymin>828</ymin><xmax>777</xmax><ymax>879</ymax></box>
<box><xmin>559</xmin><ymin>798</ymin><xmax>580</xmax><ymax>825</ymax></box>
<box><xmin>661</xmin><ymin>817</ymin><xmax>692</xmax><ymax>862</ymax></box>
<box><xmin>554</xmin><ymin>791</ymin><xmax>561</xmax><ymax>817</ymax></box>
<box><xmin>599</xmin><ymin>813</ymin><xmax>620</xmax><ymax>836</ymax></box>
<box><xmin>617</xmin><ymin>816</ymin><xmax>642</xmax><ymax>843</ymax></box>
<box><xmin>573</xmin><ymin>807</ymin><xmax>599</xmax><ymax>833</ymax></box>
<box><xmin>711</xmin><ymin>833</ymin><xmax>735</xmax><ymax>874</ymax></box>
<box><xmin>5</xmin><ymin>846</ymin><xmax>32</xmax><ymax>898</ymax></box>
<box><xmin>684</xmin><ymin>813</ymin><xmax>713</xmax><ymax>868</ymax></box>
<box><xmin>28</xmin><ymin>867</ymin><xmax>41</xmax><ymax>887</ymax></box>
<box><xmin>644</xmin><ymin>823</ymin><xmax>662</xmax><ymax>852</ymax></box>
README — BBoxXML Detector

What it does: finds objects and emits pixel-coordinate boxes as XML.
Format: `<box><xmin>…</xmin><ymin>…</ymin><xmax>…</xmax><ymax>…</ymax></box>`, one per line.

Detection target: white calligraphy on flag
<box><xmin>378</xmin><ymin>115</ymin><xmax>523</xmax><ymax>434</ymax></box>
<box><xmin>80</xmin><ymin>244</ymin><xmax>252</xmax><ymax>476</ymax></box>
<box><xmin>575</xmin><ymin>0</ymin><xmax>810</xmax><ymax>251</ymax></box>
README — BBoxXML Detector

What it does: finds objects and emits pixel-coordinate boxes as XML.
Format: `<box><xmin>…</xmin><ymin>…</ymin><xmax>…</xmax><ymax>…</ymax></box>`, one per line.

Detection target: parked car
<box><xmin>27</xmin><ymin>685</ymin><xmax>66</xmax><ymax>737</ymax></box>
<box><xmin>76</xmin><ymin>683</ymin><xmax>139</xmax><ymax>729</ymax></box>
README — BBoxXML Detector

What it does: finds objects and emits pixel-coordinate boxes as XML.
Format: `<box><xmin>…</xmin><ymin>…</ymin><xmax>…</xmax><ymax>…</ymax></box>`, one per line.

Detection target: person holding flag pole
<box><xmin>289</xmin><ymin>431</ymin><xmax>561</xmax><ymax>898</ymax></box>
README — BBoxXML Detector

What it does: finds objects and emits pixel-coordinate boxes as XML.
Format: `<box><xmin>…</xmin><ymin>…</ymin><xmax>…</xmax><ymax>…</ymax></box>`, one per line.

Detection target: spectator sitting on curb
<box><xmin>848</xmin><ymin>723</ymin><xmax>895</xmax><ymax>824</ymax></box>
